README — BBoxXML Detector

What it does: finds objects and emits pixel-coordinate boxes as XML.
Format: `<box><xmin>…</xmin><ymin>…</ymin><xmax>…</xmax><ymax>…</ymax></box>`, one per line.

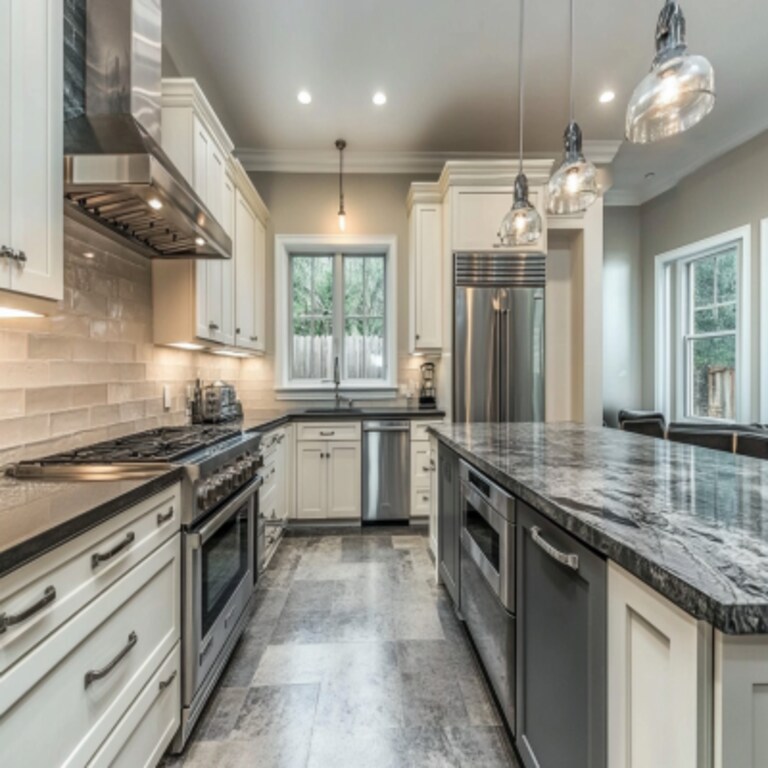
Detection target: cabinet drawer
<box><xmin>0</xmin><ymin>482</ymin><xmax>180</xmax><ymax>675</ymax></box>
<box><xmin>412</xmin><ymin>487</ymin><xmax>432</xmax><ymax>518</ymax></box>
<box><xmin>260</xmin><ymin>482</ymin><xmax>279</xmax><ymax>523</ymax></box>
<box><xmin>412</xmin><ymin>443</ymin><xmax>434</xmax><ymax>488</ymax></box>
<box><xmin>89</xmin><ymin>642</ymin><xmax>181</xmax><ymax>768</ymax></box>
<box><xmin>411</xmin><ymin>420</ymin><xmax>442</xmax><ymax>442</ymax></box>
<box><xmin>0</xmin><ymin>535</ymin><xmax>181</xmax><ymax>768</ymax></box>
<box><xmin>297</xmin><ymin>422</ymin><xmax>361</xmax><ymax>442</ymax></box>
<box><xmin>259</xmin><ymin>428</ymin><xmax>286</xmax><ymax>460</ymax></box>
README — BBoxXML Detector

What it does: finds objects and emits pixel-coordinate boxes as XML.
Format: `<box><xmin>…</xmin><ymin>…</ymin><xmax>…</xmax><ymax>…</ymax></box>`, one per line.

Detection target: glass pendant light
<box><xmin>498</xmin><ymin>0</ymin><xmax>542</xmax><ymax>247</ymax></box>
<box><xmin>626</xmin><ymin>0</ymin><xmax>715</xmax><ymax>144</ymax></box>
<box><xmin>547</xmin><ymin>0</ymin><xmax>599</xmax><ymax>214</ymax></box>
<box><xmin>336</xmin><ymin>139</ymin><xmax>347</xmax><ymax>231</ymax></box>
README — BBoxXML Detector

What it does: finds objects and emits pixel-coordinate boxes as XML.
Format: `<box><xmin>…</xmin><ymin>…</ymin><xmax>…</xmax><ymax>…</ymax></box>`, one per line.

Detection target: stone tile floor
<box><xmin>163</xmin><ymin>527</ymin><xmax>520</xmax><ymax>768</ymax></box>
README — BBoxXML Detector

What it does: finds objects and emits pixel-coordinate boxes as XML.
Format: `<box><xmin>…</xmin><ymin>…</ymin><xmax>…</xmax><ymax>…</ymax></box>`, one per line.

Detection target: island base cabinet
<box><xmin>516</xmin><ymin>501</ymin><xmax>606</xmax><ymax>768</ymax></box>
<box><xmin>437</xmin><ymin>444</ymin><xmax>460</xmax><ymax>606</ymax></box>
<box><xmin>608</xmin><ymin>563</ymin><xmax>712</xmax><ymax>768</ymax></box>
<box><xmin>714</xmin><ymin>632</ymin><xmax>768</xmax><ymax>768</ymax></box>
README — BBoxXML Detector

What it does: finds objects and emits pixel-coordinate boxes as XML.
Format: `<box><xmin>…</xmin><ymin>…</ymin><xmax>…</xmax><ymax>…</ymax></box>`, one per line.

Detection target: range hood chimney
<box><xmin>63</xmin><ymin>0</ymin><xmax>231</xmax><ymax>260</ymax></box>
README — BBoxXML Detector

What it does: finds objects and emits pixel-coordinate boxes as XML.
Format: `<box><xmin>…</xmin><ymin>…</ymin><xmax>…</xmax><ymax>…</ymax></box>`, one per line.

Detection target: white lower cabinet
<box><xmin>327</xmin><ymin>442</ymin><xmax>362</xmax><ymax>518</ymax></box>
<box><xmin>0</xmin><ymin>534</ymin><xmax>181</xmax><ymax>768</ymax></box>
<box><xmin>90</xmin><ymin>642</ymin><xmax>181</xmax><ymax>768</ymax></box>
<box><xmin>295</xmin><ymin>424</ymin><xmax>361</xmax><ymax>520</ymax></box>
<box><xmin>714</xmin><ymin>632</ymin><xmax>768</xmax><ymax>768</ymax></box>
<box><xmin>608</xmin><ymin>562</ymin><xmax>712</xmax><ymax>768</ymax></box>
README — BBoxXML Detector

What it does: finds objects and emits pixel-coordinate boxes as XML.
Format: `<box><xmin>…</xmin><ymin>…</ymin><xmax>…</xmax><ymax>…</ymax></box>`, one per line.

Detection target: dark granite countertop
<box><xmin>430</xmin><ymin>422</ymin><xmax>768</xmax><ymax>635</ymax></box>
<box><xmin>244</xmin><ymin>406</ymin><xmax>445</xmax><ymax>434</ymax></box>
<box><xmin>0</xmin><ymin>469</ymin><xmax>183</xmax><ymax>579</ymax></box>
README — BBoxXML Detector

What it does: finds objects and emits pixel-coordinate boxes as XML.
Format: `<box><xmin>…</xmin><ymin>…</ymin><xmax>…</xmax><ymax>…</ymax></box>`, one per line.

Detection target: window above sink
<box><xmin>274</xmin><ymin>235</ymin><xmax>398</xmax><ymax>399</ymax></box>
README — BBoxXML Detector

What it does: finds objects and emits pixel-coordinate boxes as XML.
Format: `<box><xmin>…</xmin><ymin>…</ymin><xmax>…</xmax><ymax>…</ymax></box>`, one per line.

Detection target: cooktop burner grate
<box><xmin>31</xmin><ymin>425</ymin><xmax>241</xmax><ymax>465</ymax></box>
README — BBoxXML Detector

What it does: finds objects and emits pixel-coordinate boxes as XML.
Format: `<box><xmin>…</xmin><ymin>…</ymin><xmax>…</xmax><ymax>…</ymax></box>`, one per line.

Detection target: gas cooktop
<box><xmin>7</xmin><ymin>425</ymin><xmax>245</xmax><ymax>480</ymax></box>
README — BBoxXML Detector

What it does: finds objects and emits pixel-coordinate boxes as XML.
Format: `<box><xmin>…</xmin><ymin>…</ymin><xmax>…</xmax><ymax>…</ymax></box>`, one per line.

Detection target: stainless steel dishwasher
<box><xmin>362</xmin><ymin>420</ymin><xmax>411</xmax><ymax>523</ymax></box>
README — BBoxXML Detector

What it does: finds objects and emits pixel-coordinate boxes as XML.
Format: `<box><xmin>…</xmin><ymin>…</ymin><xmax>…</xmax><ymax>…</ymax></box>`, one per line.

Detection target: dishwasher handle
<box><xmin>363</xmin><ymin>421</ymin><xmax>410</xmax><ymax>432</ymax></box>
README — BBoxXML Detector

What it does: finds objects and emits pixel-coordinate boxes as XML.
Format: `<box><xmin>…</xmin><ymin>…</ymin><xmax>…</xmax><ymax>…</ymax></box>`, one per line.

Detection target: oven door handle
<box><xmin>192</xmin><ymin>475</ymin><xmax>263</xmax><ymax>548</ymax></box>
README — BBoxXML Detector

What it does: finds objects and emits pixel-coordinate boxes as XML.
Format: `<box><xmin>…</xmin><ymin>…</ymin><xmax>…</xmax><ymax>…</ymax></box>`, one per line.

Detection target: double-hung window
<box><xmin>683</xmin><ymin>248</ymin><xmax>737</xmax><ymax>419</ymax></box>
<box><xmin>655</xmin><ymin>227</ymin><xmax>751</xmax><ymax>423</ymax></box>
<box><xmin>276</xmin><ymin>236</ymin><xmax>397</xmax><ymax>394</ymax></box>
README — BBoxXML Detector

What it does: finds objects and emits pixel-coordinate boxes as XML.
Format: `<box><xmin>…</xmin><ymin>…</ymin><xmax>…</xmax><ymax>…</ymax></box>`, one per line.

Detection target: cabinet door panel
<box><xmin>252</xmin><ymin>216</ymin><xmax>266</xmax><ymax>352</ymax></box>
<box><xmin>608</xmin><ymin>562</ymin><xmax>709</xmax><ymax>768</ymax></box>
<box><xmin>411</xmin><ymin>443</ymin><xmax>431</xmax><ymax>487</ymax></box>
<box><xmin>8</xmin><ymin>0</ymin><xmax>62</xmax><ymax>299</ymax></box>
<box><xmin>413</xmin><ymin>205</ymin><xmax>442</xmax><ymax>350</ymax></box>
<box><xmin>517</xmin><ymin>501</ymin><xmax>606</xmax><ymax>768</ymax></box>
<box><xmin>296</xmin><ymin>442</ymin><xmax>326</xmax><ymax>519</ymax></box>
<box><xmin>327</xmin><ymin>441</ymin><xmax>361</xmax><ymax>519</ymax></box>
<box><xmin>437</xmin><ymin>445</ymin><xmax>459</xmax><ymax>605</ymax></box>
<box><xmin>215</xmin><ymin>172</ymin><xmax>236</xmax><ymax>346</ymax></box>
<box><xmin>0</xmin><ymin>0</ymin><xmax>11</xmax><ymax>290</ymax></box>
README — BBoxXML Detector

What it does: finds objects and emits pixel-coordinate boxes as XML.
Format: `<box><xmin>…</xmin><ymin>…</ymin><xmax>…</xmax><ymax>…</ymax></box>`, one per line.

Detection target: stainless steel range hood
<box><xmin>63</xmin><ymin>0</ymin><xmax>231</xmax><ymax>260</ymax></box>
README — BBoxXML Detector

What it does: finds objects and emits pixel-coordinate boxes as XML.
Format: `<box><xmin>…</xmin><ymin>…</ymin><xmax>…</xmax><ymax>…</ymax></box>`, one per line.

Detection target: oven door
<box><xmin>183</xmin><ymin>477</ymin><xmax>258</xmax><ymax>710</ymax></box>
<box><xmin>459</xmin><ymin>481</ymin><xmax>515</xmax><ymax>612</ymax></box>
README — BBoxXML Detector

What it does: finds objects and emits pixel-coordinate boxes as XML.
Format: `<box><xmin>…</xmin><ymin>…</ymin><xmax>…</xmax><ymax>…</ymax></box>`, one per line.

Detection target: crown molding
<box><xmin>236</xmin><ymin>141</ymin><xmax>620</xmax><ymax>176</ymax></box>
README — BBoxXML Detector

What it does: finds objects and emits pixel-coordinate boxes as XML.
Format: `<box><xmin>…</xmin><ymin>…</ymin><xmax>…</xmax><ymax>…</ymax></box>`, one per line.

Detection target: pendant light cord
<box><xmin>339</xmin><ymin>146</ymin><xmax>344</xmax><ymax>211</ymax></box>
<box><xmin>569</xmin><ymin>0</ymin><xmax>575</xmax><ymax>123</ymax></box>
<box><xmin>517</xmin><ymin>0</ymin><xmax>525</xmax><ymax>176</ymax></box>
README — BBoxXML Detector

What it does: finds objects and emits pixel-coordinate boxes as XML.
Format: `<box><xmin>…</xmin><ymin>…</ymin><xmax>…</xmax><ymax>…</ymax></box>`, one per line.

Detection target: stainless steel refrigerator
<box><xmin>454</xmin><ymin>253</ymin><xmax>545</xmax><ymax>423</ymax></box>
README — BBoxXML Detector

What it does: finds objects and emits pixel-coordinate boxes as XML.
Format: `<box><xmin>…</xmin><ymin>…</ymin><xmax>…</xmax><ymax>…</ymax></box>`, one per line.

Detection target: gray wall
<box><xmin>638</xmin><ymin>128</ymin><xmax>768</xmax><ymax>417</ymax></box>
<box><xmin>603</xmin><ymin>207</ymin><xmax>643</xmax><ymax>426</ymax></box>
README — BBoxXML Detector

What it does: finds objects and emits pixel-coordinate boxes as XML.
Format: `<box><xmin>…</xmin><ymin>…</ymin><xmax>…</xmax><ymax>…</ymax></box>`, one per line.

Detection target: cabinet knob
<box><xmin>415</xmin><ymin>333</ymin><xmax>420</xmax><ymax>341</ymax></box>
<box><xmin>236</xmin><ymin>327</ymin><xmax>241</xmax><ymax>334</ymax></box>
<box><xmin>0</xmin><ymin>245</ymin><xmax>12</xmax><ymax>259</ymax></box>
<box><xmin>250</xmin><ymin>335</ymin><xmax>259</xmax><ymax>342</ymax></box>
<box><xmin>209</xmin><ymin>322</ymin><xmax>220</xmax><ymax>331</ymax></box>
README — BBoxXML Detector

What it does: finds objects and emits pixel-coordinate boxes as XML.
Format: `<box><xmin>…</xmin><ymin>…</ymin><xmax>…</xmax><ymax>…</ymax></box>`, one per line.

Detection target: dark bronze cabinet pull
<box><xmin>0</xmin><ymin>586</ymin><xmax>56</xmax><ymax>634</ymax></box>
<box><xmin>158</xmin><ymin>670</ymin><xmax>177</xmax><ymax>692</ymax></box>
<box><xmin>157</xmin><ymin>507</ymin><xmax>174</xmax><ymax>525</ymax></box>
<box><xmin>91</xmin><ymin>532</ymin><xmax>135</xmax><ymax>569</ymax></box>
<box><xmin>84</xmin><ymin>631</ymin><xmax>137</xmax><ymax>688</ymax></box>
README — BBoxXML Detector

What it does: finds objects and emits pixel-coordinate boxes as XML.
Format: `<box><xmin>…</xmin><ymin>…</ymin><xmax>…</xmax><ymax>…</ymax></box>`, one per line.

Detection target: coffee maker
<box><xmin>418</xmin><ymin>362</ymin><xmax>437</xmax><ymax>408</ymax></box>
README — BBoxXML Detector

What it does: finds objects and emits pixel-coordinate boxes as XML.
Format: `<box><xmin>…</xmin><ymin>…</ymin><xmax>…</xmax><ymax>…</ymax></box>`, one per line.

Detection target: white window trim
<box><xmin>654</xmin><ymin>225</ymin><xmax>752</xmax><ymax>423</ymax></box>
<box><xmin>274</xmin><ymin>234</ymin><xmax>398</xmax><ymax>398</ymax></box>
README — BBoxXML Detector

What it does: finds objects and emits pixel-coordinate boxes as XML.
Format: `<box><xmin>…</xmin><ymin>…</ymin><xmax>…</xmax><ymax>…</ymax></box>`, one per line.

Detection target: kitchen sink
<box><xmin>303</xmin><ymin>407</ymin><xmax>363</xmax><ymax>414</ymax></box>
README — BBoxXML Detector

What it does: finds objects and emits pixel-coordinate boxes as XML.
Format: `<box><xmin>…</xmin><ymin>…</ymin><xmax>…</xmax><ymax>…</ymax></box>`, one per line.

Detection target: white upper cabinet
<box><xmin>0</xmin><ymin>0</ymin><xmax>63</xmax><ymax>301</ymax></box>
<box><xmin>451</xmin><ymin>185</ymin><xmax>547</xmax><ymax>254</ymax></box>
<box><xmin>232</xmin><ymin>161</ymin><xmax>268</xmax><ymax>354</ymax></box>
<box><xmin>408</xmin><ymin>184</ymin><xmax>443</xmax><ymax>353</ymax></box>
<box><xmin>154</xmin><ymin>79</ymin><xmax>267</xmax><ymax>352</ymax></box>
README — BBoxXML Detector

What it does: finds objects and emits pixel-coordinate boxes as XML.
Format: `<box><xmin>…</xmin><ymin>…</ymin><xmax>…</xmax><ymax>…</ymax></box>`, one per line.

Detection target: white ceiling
<box><xmin>163</xmin><ymin>0</ymin><xmax>768</xmax><ymax>204</ymax></box>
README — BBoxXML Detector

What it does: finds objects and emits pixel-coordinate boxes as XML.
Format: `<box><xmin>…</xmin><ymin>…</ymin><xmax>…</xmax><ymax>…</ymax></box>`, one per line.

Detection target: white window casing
<box><xmin>654</xmin><ymin>225</ymin><xmax>752</xmax><ymax>424</ymax></box>
<box><xmin>274</xmin><ymin>234</ymin><xmax>398</xmax><ymax>398</ymax></box>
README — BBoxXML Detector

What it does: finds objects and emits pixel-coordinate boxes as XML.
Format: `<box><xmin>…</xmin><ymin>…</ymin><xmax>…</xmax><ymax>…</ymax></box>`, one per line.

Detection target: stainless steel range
<box><xmin>10</xmin><ymin>424</ymin><xmax>263</xmax><ymax>751</ymax></box>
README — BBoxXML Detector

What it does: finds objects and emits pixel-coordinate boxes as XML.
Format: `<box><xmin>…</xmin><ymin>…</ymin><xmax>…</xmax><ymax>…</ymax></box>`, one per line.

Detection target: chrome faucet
<box><xmin>333</xmin><ymin>356</ymin><xmax>354</xmax><ymax>409</ymax></box>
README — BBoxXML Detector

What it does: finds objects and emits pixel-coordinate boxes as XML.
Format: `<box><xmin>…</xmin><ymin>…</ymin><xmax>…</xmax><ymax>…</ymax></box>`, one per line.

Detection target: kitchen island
<box><xmin>429</xmin><ymin>422</ymin><xmax>768</xmax><ymax>768</ymax></box>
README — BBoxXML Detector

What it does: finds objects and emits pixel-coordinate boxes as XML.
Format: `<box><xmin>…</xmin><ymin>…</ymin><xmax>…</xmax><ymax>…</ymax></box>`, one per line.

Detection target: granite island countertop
<box><xmin>0</xmin><ymin>469</ymin><xmax>184</xmax><ymax>579</ymax></box>
<box><xmin>429</xmin><ymin>422</ymin><xmax>768</xmax><ymax>635</ymax></box>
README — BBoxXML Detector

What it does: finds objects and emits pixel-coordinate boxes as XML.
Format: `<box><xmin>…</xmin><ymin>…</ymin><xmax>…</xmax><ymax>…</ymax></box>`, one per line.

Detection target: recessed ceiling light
<box><xmin>599</xmin><ymin>90</ymin><xmax>616</xmax><ymax>104</ymax></box>
<box><xmin>83</xmin><ymin>251</ymin><xmax>95</xmax><ymax>259</ymax></box>
<box><xmin>297</xmin><ymin>90</ymin><xmax>312</xmax><ymax>105</ymax></box>
<box><xmin>372</xmin><ymin>91</ymin><xmax>387</xmax><ymax>106</ymax></box>
<box><xmin>148</xmin><ymin>197</ymin><xmax>163</xmax><ymax>210</ymax></box>
<box><xmin>195</xmin><ymin>237</ymin><xmax>205</xmax><ymax>246</ymax></box>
